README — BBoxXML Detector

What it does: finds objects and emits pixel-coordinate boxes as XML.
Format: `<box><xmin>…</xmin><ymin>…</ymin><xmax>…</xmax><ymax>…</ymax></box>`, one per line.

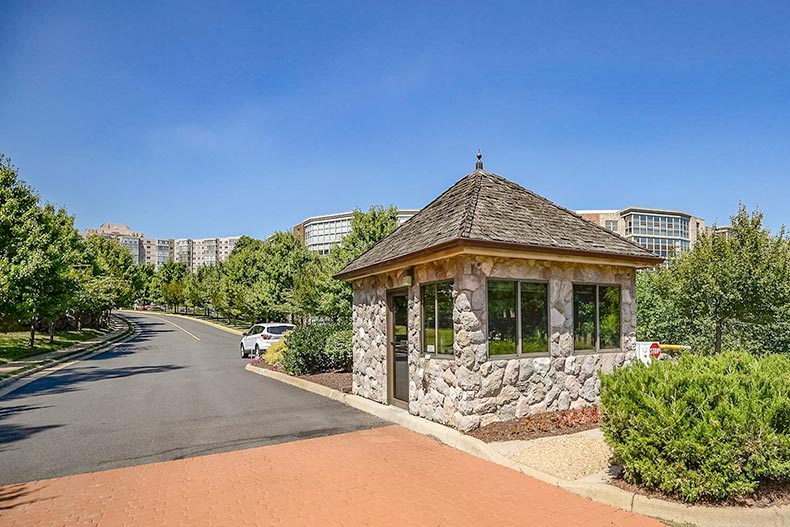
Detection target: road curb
<box><xmin>0</xmin><ymin>316</ymin><xmax>138</xmax><ymax>396</ymax></box>
<box><xmin>119</xmin><ymin>310</ymin><xmax>243</xmax><ymax>335</ymax></box>
<box><xmin>246</xmin><ymin>363</ymin><xmax>790</xmax><ymax>527</ymax></box>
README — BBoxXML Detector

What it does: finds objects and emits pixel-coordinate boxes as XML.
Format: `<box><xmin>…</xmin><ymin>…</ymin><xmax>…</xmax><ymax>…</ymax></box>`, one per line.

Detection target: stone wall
<box><xmin>351</xmin><ymin>255</ymin><xmax>637</xmax><ymax>431</ymax></box>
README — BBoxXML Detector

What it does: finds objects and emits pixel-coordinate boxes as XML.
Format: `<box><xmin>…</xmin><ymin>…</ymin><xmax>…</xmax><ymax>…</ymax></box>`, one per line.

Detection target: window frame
<box><xmin>572</xmin><ymin>282</ymin><xmax>623</xmax><ymax>354</ymax></box>
<box><xmin>485</xmin><ymin>278</ymin><xmax>551</xmax><ymax>360</ymax></box>
<box><xmin>420</xmin><ymin>279</ymin><xmax>455</xmax><ymax>358</ymax></box>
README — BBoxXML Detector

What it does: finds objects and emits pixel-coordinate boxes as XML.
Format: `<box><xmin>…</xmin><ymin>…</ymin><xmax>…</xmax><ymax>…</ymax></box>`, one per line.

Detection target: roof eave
<box><xmin>334</xmin><ymin>238</ymin><xmax>663</xmax><ymax>282</ymax></box>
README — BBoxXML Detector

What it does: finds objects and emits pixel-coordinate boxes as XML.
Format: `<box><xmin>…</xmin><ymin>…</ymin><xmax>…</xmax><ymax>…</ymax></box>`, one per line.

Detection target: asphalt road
<box><xmin>0</xmin><ymin>312</ymin><xmax>384</xmax><ymax>485</ymax></box>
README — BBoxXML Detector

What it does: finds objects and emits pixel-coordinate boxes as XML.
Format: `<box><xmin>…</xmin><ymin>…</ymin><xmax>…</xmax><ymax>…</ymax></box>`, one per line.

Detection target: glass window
<box><xmin>520</xmin><ymin>282</ymin><xmax>548</xmax><ymax>353</ymax></box>
<box><xmin>599</xmin><ymin>286</ymin><xmax>621</xmax><ymax>349</ymax></box>
<box><xmin>266</xmin><ymin>324</ymin><xmax>295</xmax><ymax>335</ymax></box>
<box><xmin>422</xmin><ymin>281</ymin><xmax>454</xmax><ymax>355</ymax></box>
<box><xmin>487</xmin><ymin>280</ymin><xmax>517</xmax><ymax>355</ymax></box>
<box><xmin>573</xmin><ymin>285</ymin><xmax>596</xmax><ymax>351</ymax></box>
<box><xmin>573</xmin><ymin>284</ymin><xmax>622</xmax><ymax>351</ymax></box>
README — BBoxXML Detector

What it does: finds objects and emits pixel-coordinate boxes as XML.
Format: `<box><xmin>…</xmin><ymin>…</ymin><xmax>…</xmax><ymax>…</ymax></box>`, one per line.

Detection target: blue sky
<box><xmin>1</xmin><ymin>1</ymin><xmax>789</xmax><ymax>239</ymax></box>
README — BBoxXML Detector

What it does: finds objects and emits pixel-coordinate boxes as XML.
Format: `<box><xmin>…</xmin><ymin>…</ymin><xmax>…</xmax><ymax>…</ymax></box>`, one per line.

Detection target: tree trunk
<box><xmin>28</xmin><ymin>320</ymin><xmax>36</xmax><ymax>349</ymax></box>
<box><xmin>714</xmin><ymin>319</ymin><xmax>723</xmax><ymax>355</ymax></box>
<box><xmin>49</xmin><ymin>320</ymin><xmax>55</xmax><ymax>344</ymax></box>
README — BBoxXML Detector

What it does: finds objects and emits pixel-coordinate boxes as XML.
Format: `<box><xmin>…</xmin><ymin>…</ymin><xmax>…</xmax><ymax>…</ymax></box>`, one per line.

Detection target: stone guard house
<box><xmin>336</xmin><ymin>155</ymin><xmax>661</xmax><ymax>431</ymax></box>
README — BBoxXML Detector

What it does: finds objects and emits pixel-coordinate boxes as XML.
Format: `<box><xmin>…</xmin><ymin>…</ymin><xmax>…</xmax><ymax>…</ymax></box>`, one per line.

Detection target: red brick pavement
<box><xmin>0</xmin><ymin>425</ymin><xmax>662</xmax><ymax>526</ymax></box>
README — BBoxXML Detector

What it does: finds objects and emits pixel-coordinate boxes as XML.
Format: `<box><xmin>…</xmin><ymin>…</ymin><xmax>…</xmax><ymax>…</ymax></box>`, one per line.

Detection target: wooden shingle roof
<box><xmin>336</xmin><ymin>166</ymin><xmax>662</xmax><ymax>280</ymax></box>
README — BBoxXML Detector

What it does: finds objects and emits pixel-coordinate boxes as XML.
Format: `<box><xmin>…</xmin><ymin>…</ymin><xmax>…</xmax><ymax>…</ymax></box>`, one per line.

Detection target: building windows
<box><xmin>573</xmin><ymin>284</ymin><xmax>621</xmax><ymax>352</ymax></box>
<box><xmin>422</xmin><ymin>281</ymin><xmax>454</xmax><ymax>355</ymax></box>
<box><xmin>487</xmin><ymin>280</ymin><xmax>548</xmax><ymax>356</ymax></box>
<box><xmin>604</xmin><ymin>220</ymin><xmax>618</xmax><ymax>232</ymax></box>
<box><xmin>520</xmin><ymin>282</ymin><xmax>549</xmax><ymax>353</ymax></box>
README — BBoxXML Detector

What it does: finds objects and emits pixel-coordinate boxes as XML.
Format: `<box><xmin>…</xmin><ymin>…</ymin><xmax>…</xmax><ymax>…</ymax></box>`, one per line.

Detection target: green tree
<box><xmin>134</xmin><ymin>264</ymin><xmax>156</xmax><ymax>305</ymax></box>
<box><xmin>77</xmin><ymin>235</ymin><xmax>140</xmax><ymax>327</ymax></box>
<box><xmin>221</xmin><ymin>233</ymin><xmax>314</xmax><ymax>323</ymax></box>
<box><xmin>311</xmin><ymin>206</ymin><xmax>400</xmax><ymax>321</ymax></box>
<box><xmin>0</xmin><ymin>156</ymin><xmax>83</xmax><ymax>347</ymax></box>
<box><xmin>637</xmin><ymin>205</ymin><xmax>790</xmax><ymax>354</ymax></box>
<box><xmin>154</xmin><ymin>261</ymin><xmax>190</xmax><ymax>311</ymax></box>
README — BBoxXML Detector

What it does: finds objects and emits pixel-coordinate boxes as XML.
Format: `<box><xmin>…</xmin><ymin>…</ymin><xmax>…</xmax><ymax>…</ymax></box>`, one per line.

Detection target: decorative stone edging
<box><xmin>0</xmin><ymin>316</ymin><xmax>138</xmax><ymax>395</ymax></box>
<box><xmin>246</xmin><ymin>363</ymin><xmax>790</xmax><ymax>527</ymax></box>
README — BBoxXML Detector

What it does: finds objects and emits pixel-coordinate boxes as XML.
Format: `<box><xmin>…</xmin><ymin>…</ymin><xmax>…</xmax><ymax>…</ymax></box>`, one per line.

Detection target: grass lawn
<box><xmin>0</xmin><ymin>328</ymin><xmax>103</xmax><ymax>365</ymax></box>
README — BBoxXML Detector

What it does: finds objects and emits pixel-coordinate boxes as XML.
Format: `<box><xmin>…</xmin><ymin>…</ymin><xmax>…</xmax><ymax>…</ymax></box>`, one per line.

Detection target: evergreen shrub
<box><xmin>281</xmin><ymin>323</ymin><xmax>349</xmax><ymax>375</ymax></box>
<box><xmin>324</xmin><ymin>329</ymin><xmax>353</xmax><ymax>371</ymax></box>
<box><xmin>600</xmin><ymin>351</ymin><xmax>790</xmax><ymax>502</ymax></box>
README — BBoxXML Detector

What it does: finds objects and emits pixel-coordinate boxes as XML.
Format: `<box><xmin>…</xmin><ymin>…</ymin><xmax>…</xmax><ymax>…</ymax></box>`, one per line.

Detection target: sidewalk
<box><xmin>0</xmin><ymin>425</ymin><xmax>661</xmax><ymax>527</ymax></box>
<box><xmin>0</xmin><ymin>317</ymin><xmax>130</xmax><ymax>381</ymax></box>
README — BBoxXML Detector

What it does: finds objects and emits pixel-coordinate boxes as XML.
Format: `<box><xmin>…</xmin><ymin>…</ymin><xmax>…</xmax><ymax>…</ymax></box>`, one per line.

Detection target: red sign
<box><xmin>649</xmin><ymin>342</ymin><xmax>661</xmax><ymax>359</ymax></box>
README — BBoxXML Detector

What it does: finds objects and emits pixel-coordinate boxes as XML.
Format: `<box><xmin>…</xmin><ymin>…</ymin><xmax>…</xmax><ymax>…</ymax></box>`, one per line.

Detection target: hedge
<box><xmin>600</xmin><ymin>351</ymin><xmax>790</xmax><ymax>503</ymax></box>
<box><xmin>281</xmin><ymin>323</ymin><xmax>350</xmax><ymax>375</ymax></box>
<box><xmin>324</xmin><ymin>329</ymin><xmax>352</xmax><ymax>372</ymax></box>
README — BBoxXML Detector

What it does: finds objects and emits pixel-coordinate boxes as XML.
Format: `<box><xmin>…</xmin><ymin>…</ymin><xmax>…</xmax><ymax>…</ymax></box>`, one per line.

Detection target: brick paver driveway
<box><xmin>0</xmin><ymin>424</ymin><xmax>660</xmax><ymax>526</ymax></box>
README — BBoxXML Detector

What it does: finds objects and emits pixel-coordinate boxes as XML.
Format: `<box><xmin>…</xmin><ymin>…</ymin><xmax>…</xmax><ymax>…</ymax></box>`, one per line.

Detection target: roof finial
<box><xmin>475</xmin><ymin>149</ymin><xmax>483</xmax><ymax>170</ymax></box>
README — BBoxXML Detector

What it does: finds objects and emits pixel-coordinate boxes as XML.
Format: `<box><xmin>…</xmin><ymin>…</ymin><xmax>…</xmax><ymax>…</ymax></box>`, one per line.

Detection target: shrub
<box><xmin>324</xmin><ymin>329</ymin><xmax>352</xmax><ymax>371</ymax></box>
<box><xmin>263</xmin><ymin>331</ymin><xmax>290</xmax><ymax>366</ymax></box>
<box><xmin>281</xmin><ymin>323</ymin><xmax>349</xmax><ymax>375</ymax></box>
<box><xmin>600</xmin><ymin>351</ymin><xmax>790</xmax><ymax>503</ymax></box>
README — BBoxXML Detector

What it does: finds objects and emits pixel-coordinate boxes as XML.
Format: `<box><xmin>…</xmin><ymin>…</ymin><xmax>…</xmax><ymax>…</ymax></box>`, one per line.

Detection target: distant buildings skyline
<box><xmin>88</xmin><ymin>203</ymin><xmax>717</xmax><ymax>269</ymax></box>
<box><xmin>84</xmin><ymin>223</ymin><xmax>241</xmax><ymax>272</ymax></box>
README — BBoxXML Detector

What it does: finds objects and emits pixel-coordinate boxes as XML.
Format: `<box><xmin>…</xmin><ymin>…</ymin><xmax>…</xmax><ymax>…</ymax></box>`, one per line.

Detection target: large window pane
<box><xmin>521</xmin><ymin>282</ymin><xmax>548</xmax><ymax>353</ymax></box>
<box><xmin>422</xmin><ymin>284</ymin><xmax>436</xmax><ymax>353</ymax></box>
<box><xmin>573</xmin><ymin>285</ymin><xmax>596</xmax><ymax>351</ymax></box>
<box><xmin>488</xmin><ymin>281</ymin><xmax>517</xmax><ymax>355</ymax></box>
<box><xmin>599</xmin><ymin>286</ymin><xmax>621</xmax><ymax>349</ymax></box>
<box><xmin>422</xmin><ymin>281</ymin><xmax>454</xmax><ymax>355</ymax></box>
<box><xmin>436</xmin><ymin>282</ymin><xmax>454</xmax><ymax>354</ymax></box>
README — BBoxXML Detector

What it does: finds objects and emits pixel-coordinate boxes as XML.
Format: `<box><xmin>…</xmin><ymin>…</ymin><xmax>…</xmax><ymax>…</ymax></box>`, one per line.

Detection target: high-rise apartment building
<box><xmin>577</xmin><ymin>207</ymin><xmax>706</xmax><ymax>260</ymax></box>
<box><xmin>293</xmin><ymin>209</ymin><xmax>420</xmax><ymax>254</ymax></box>
<box><xmin>119</xmin><ymin>236</ymin><xmax>145</xmax><ymax>265</ymax></box>
<box><xmin>84</xmin><ymin>223</ymin><xmax>240</xmax><ymax>272</ymax></box>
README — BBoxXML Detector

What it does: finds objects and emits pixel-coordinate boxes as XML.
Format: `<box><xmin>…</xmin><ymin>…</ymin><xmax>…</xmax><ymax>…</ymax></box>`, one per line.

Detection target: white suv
<box><xmin>240</xmin><ymin>323</ymin><xmax>295</xmax><ymax>358</ymax></box>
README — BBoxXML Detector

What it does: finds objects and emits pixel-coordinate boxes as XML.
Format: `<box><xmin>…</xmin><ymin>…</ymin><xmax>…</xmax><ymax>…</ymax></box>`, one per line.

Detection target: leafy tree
<box><xmin>75</xmin><ymin>235</ymin><xmax>140</xmax><ymax>328</ymax></box>
<box><xmin>0</xmin><ymin>156</ymin><xmax>82</xmax><ymax>347</ymax></box>
<box><xmin>637</xmin><ymin>205</ymin><xmax>790</xmax><ymax>354</ymax></box>
<box><xmin>221</xmin><ymin>233</ymin><xmax>314</xmax><ymax>323</ymax></box>
<box><xmin>134</xmin><ymin>264</ymin><xmax>156</xmax><ymax>305</ymax></box>
<box><xmin>310</xmin><ymin>206</ymin><xmax>400</xmax><ymax>321</ymax></box>
<box><xmin>154</xmin><ymin>261</ymin><xmax>189</xmax><ymax>311</ymax></box>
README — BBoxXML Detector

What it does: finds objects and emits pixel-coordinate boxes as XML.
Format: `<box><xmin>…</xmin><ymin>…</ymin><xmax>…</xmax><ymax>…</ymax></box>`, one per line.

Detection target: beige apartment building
<box><xmin>576</xmin><ymin>207</ymin><xmax>706</xmax><ymax>260</ymax></box>
<box><xmin>84</xmin><ymin>223</ymin><xmax>240</xmax><ymax>272</ymax></box>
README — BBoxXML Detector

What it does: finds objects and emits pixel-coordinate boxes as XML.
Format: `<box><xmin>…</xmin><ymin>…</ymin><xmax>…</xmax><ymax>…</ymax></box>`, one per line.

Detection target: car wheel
<box><xmin>254</xmin><ymin>344</ymin><xmax>261</xmax><ymax>358</ymax></box>
<box><xmin>240</xmin><ymin>343</ymin><xmax>247</xmax><ymax>358</ymax></box>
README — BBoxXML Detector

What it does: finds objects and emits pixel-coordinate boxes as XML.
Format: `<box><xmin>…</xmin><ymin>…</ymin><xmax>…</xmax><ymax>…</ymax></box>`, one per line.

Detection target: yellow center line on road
<box><xmin>138</xmin><ymin>314</ymin><xmax>201</xmax><ymax>341</ymax></box>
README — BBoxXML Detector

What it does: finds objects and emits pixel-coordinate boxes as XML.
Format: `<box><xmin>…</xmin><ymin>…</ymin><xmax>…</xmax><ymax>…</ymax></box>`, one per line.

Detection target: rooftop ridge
<box><xmin>460</xmin><ymin>171</ymin><xmax>485</xmax><ymax>239</ymax></box>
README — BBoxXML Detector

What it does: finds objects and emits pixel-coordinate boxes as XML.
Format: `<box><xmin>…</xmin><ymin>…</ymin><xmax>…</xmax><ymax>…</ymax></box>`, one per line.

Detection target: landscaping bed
<box><xmin>248</xmin><ymin>357</ymin><xmax>352</xmax><ymax>393</ymax></box>
<box><xmin>468</xmin><ymin>406</ymin><xmax>601</xmax><ymax>443</ymax></box>
<box><xmin>297</xmin><ymin>372</ymin><xmax>352</xmax><ymax>393</ymax></box>
<box><xmin>612</xmin><ymin>477</ymin><xmax>790</xmax><ymax>508</ymax></box>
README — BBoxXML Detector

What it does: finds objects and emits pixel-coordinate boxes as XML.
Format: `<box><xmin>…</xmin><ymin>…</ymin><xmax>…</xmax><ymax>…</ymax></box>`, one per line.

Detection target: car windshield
<box><xmin>266</xmin><ymin>325</ymin><xmax>293</xmax><ymax>335</ymax></box>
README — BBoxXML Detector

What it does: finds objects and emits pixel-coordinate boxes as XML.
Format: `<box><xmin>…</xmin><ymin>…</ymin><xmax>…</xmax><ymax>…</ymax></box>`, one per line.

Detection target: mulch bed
<box><xmin>247</xmin><ymin>358</ymin><xmax>352</xmax><ymax>393</ymax></box>
<box><xmin>298</xmin><ymin>372</ymin><xmax>353</xmax><ymax>393</ymax></box>
<box><xmin>611</xmin><ymin>477</ymin><xmax>790</xmax><ymax>508</ymax></box>
<box><xmin>468</xmin><ymin>406</ymin><xmax>602</xmax><ymax>443</ymax></box>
